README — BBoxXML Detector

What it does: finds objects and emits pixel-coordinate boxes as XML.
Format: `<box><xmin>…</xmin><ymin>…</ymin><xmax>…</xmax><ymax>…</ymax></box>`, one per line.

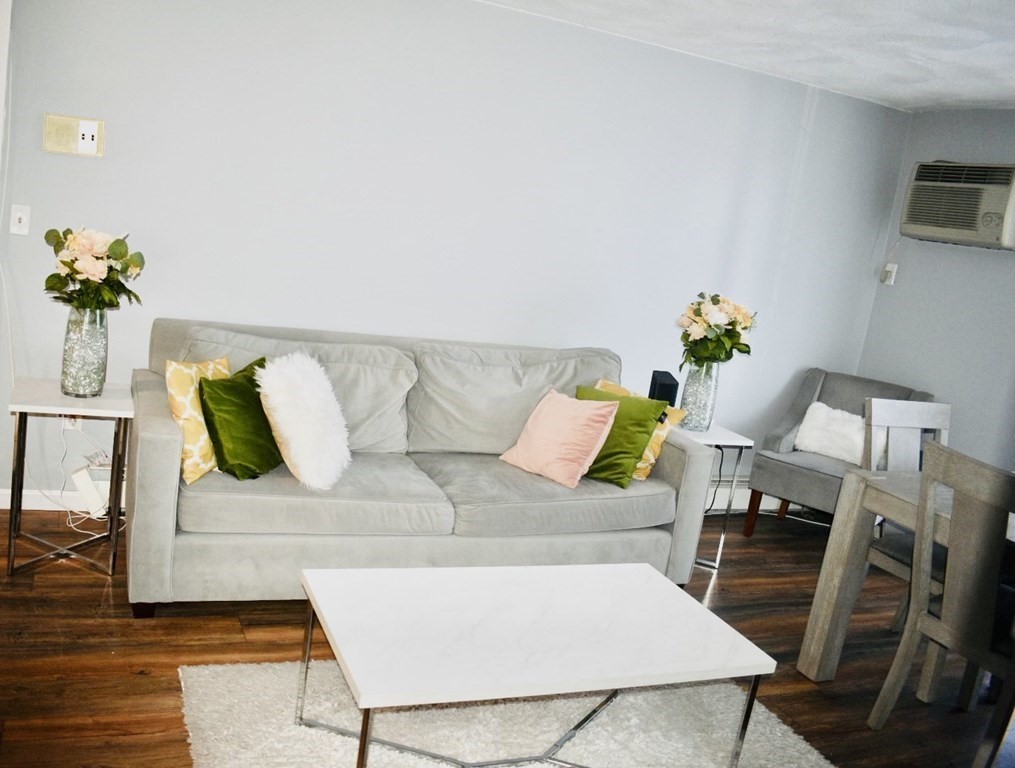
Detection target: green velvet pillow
<box><xmin>575</xmin><ymin>385</ymin><xmax>668</xmax><ymax>488</ymax></box>
<box><xmin>199</xmin><ymin>357</ymin><xmax>283</xmax><ymax>480</ymax></box>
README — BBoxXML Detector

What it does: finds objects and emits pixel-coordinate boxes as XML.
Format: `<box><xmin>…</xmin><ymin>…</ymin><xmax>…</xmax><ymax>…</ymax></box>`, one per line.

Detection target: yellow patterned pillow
<box><xmin>166</xmin><ymin>358</ymin><xmax>230</xmax><ymax>484</ymax></box>
<box><xmin>594</xmin><ymin>379</ymin><xmax>686</xmax><ymax>480</ymax></box>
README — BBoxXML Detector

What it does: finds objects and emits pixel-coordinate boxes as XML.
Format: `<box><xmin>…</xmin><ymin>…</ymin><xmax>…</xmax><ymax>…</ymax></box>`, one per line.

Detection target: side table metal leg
<box><xmin>105</xmin><ymin>417</ymin><xmax>130</xmax><ymax>574</ymax></box>
<box><xmin>356</xmin><ymin>708</ymin><xmax>373</xmax><ymax>768</ymax></box>
<box><xmin>696</xmin><ymin>446</ymin><xmax>747</xmax><ymax>571</ymax></box>
<box><xmin>7</xmin><ymin>413</ymin><xmax>28</xmax><ymax>576</ymax></box>
<box><xmin>712</xmin><ymin>446</ymin><xmax>745</xmax><ymax>570</ymax></box>
<box><xmin>728</xmin><ymin>675</ymin><xmax>761</xmax><ymax>768</ymax></box>
<box><xmin>294</xmin><ymin>601</ymin><xmax>317</xmax><ymax>725</ymax></box>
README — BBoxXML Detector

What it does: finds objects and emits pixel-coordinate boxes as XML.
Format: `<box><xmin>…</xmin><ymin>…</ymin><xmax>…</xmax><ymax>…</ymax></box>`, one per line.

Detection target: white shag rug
<box><xmin>180</xmin><ymin>661</ymin><xmax>835</xmax><ymax>768</ymax></box>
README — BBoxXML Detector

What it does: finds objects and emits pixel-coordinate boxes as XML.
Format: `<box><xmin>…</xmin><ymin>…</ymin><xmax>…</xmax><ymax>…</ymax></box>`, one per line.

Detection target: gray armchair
<box><xmin>742</xmin><ymin>368</ymin><xmax>932</xmax><ymax>537</ymax></box>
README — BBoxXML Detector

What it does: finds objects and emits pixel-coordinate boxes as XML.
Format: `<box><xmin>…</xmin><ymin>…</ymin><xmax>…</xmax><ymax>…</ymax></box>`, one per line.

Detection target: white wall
<box><xmin>857</xmin><ymin>109</ymin><xmax>1015</xmax><ymax>470</ymax></box>
<box><xmin>0</xmin><ymin>0</ymin><xmax>909</xmax><ymax>493</ymax></box>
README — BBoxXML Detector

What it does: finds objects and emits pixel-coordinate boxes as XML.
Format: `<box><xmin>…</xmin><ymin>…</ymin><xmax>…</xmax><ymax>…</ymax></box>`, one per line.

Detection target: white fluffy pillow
<box><xmin>255</xmin><ymin>351</ymin><xmax>351</xmax><ymax>490</ymax></box>
<box><xmin>794</xmin><ymin>401</ymin><xmax>884</xmax><ymax>466</ymax></box>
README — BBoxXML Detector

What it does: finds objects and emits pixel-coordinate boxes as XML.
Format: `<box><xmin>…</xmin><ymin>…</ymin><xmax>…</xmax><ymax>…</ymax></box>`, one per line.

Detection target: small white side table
<box><xmin>7</xmin><ymin>377</ymin><xmax>134</xmax><ymax>576</ymax></box>
<box><xmin>676</xmin><ymin>424</ymin><xmax>754</xmax><ymax>571</ymax></box>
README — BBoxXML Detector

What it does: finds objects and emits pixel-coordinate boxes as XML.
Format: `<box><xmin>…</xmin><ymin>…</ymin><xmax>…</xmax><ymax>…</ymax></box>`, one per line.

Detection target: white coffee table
<box><xmin>296</xmin><ymin>563</ymin><xmax>775</xmax><ymax>767</ymax></box>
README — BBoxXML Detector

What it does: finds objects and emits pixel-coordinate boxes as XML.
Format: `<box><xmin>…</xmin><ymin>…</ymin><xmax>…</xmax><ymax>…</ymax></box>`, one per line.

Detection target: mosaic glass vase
<box><xmin>61</xmin><ymin>307</ymin><xmax>107</xmax><ymax>397</ymax></box>
<box><xmin>679</xmin><ymin>361</ymin><xmax>719</xmax><ymax>431</ymax></box>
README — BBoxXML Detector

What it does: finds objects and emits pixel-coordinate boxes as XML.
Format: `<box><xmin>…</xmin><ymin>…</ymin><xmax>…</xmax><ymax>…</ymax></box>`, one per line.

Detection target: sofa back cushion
<box><xmin>407</xmin><ymin>342</ymin><xmax>621</xmax><ymax>454</ymax></box>
<box><xmin>183</xmin><ymin>328</ymin><xmax>417</xmax><ymax>453</ymax></box>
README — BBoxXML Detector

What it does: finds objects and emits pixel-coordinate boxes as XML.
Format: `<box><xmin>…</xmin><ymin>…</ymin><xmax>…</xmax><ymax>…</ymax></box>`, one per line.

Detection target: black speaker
<box><xmin>648</xmin><ymin>370</ymin><xmax>679</xmax><ymax>406</ymax></box>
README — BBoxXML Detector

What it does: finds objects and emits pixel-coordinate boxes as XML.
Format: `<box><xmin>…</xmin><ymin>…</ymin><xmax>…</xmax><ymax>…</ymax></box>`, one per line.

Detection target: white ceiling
<box><xmin>477</xmin><ymin>0</ymin><xmax>1015</xmax><ymax>111</ymax></box>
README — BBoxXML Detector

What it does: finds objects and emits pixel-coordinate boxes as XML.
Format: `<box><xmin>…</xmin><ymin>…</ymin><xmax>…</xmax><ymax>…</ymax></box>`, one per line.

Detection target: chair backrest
<box><xmin>911</xmin><ymin>441</ymin><xmax>1015</xmax><ymax>676</ymax></box>
<box><xmin>863</xmin><ymin>398</ymin><xmax>951</xmax><ymax>471</ymax></box>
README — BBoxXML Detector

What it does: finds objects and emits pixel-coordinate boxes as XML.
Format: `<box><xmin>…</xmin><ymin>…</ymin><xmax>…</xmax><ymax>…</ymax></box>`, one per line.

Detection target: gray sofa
<box><xmin>125</xmin><ymin>318</ymin><xmax>715</xmax><ymax>613</ymax></box>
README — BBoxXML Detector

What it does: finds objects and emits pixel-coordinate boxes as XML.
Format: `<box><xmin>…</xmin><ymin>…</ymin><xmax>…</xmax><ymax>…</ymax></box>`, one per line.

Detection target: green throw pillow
<box><xmin>199</xmin><ymin>357</ymin><xmax>283</xmax><ymax>480</ymax></box>
<box><xmin>575</xmin><ymin>385</ymin><xmax>668</xmax><ymax>488</ymax></box>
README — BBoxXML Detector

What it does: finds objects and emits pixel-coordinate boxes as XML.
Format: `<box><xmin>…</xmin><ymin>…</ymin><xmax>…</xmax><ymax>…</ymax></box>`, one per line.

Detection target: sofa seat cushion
<box><xmin>748</xmin><ymin>448</ymin><xmax>856</xmax><ymax>514</ymax></box>
<box><xmin>177</xmin><ymin>453</ymin><xmax>453</xmax><ymax>535</ymax></box>
<box><xmin>410</xmin><ymin>453</ymin><xmax>675</xmax><ymax>537</ymax></box>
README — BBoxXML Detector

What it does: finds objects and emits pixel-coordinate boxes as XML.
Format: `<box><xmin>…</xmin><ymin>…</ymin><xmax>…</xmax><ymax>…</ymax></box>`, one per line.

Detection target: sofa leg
<box><xmin>777</xmin><ymin>499</ymin><xmax>790</xmax><ymax>519</ymax></box>
<box><xmin>743</xmin><ymin>490</ymin><xmax>764</xmax><ymax>537</ymax></box>
<box><xmin>131</xmin><ymin>602</ymin><xmax>156</xmax><ymax>619</ymax></box>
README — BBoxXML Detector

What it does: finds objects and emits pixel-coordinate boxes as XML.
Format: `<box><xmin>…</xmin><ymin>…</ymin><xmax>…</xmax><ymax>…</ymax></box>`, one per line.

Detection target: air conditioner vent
<box><xmin>905</xmin><ymin>186</ymin><xmax>983</xmax><ymax>230</ymax></box>
<box><xmin>913</xmin><ymin>164</ymin><xmax>1013</xmax><ymax>186</ymax></box>
<box><xmin>900</xmin><ymin>162</ymin><xmax>1015</xmax><ymax>250</ymax></box>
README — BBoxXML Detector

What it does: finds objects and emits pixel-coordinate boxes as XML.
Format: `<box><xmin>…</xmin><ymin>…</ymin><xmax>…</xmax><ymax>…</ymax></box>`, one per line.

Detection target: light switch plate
<box><xmin>9</xmin><ymin>204</ymin><xmax>30</xmax><ymax>235</ymax></box>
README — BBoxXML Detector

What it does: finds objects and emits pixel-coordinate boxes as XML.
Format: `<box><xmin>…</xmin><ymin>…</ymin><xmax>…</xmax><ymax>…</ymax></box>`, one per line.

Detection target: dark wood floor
<box><xmin>0</xmin><ymin>509</ymin><xmax>1010</xmax><ymax>767</ymax></box>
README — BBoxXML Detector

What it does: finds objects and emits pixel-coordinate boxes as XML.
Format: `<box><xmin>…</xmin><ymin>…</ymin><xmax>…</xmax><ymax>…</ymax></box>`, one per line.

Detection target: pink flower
<box><xmin>65</xmin><ymin>229</ymin><xmax>114</xmax><ymax>258</ymax></box>
<box><xmin>74</xmin><ymin>254</ymin><xmax>109</xmax><ymax>282</ymax></box>
<box><xmin>687</xmin><ymin>322</ymin><xmax>707</xmax><ymax>341</ymax></box>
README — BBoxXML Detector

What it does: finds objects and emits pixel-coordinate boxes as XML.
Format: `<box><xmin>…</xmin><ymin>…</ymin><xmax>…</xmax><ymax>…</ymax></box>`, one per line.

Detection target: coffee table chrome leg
<box><xmin>356</xmin><ymin>708</ymin><xmax>373</xmax><ymax>768</ymax></box>
<box><xmin>729</xmin><ymin>674</ymin><xmax>761</xmax><ymax>768</ymax></box>
<box><xmin>294</xmin><ymin>601</ymin><xmax>317</xmax><ymax>725</ymax></box>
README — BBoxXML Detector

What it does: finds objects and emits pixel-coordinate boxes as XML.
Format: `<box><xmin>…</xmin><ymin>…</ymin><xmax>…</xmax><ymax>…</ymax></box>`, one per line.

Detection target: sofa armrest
<box><xmin>762</xmin><ymin>367</ymin><xmax>826</xmax><ymax>453</ymax></box>
<box><xmin>125</xmin><ymin>368</ymin><xmax>183</xmax><ymax>604</ymax></box>
<box><xmin>652</xmin><ymin>429</ymin><xmax>715</xmax><ymax>584</ymax></box>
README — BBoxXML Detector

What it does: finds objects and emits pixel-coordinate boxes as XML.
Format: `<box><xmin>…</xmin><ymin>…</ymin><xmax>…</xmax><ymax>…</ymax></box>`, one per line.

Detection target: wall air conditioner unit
<box><xmin>900</xmin><ymin>162</ymin><xmax>1015</xmax><ymax>250</ymax></box>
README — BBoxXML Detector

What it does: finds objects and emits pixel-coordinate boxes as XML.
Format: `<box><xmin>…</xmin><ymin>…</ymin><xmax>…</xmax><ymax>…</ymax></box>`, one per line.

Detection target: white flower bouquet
<box><xmin>676</xmin><ymin>292</ymin><xmax>755</xmax><ymax>369</ymax></box>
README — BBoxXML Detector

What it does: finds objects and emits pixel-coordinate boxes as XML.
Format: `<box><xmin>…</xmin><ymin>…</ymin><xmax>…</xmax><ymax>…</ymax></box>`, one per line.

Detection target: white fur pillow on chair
<box><xmin>255</xmin><ymin>351</ymin><xmax>351</xmax><ymax>490</ymax></box>
<box><xmin>794</xmin><ymin>401</ymin><xmax>884</xmax><ymax>466</ymax></box>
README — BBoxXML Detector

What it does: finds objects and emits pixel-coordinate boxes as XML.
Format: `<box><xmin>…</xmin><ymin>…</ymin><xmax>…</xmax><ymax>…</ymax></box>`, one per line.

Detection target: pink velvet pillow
<box><xmin>500</xmin><ymin>389</ymin><xmax>619</xmax><ymax>488</ymax></box>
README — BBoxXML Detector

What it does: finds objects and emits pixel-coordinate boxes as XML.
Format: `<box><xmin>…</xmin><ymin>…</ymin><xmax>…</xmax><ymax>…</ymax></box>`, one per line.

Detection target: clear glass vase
<box><xmin>679</xmin><ymin>361</ymin><xmax>719</xmax><ymax>431</ymax></box>
<box><xmin>61</xmin><ymin>307</ymin><xmax>108</xmax><ymax>397</ymax></box>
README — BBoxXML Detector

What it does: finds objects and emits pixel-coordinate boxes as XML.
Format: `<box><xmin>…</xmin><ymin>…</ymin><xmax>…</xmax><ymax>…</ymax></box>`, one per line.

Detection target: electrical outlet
<box><xmin>880</xmin><ymin>263</ymin><xmax>898</xmax><ymax>286</ymax></box>
<box><xmin>43</xmin><ymin>114</ymin><xmax>105</xmax><ymax>157</ymax></box>
<box><xmin>77</xmin><ymin>120</ymin><xmax>99</xmax><ymax>155</ymax></box>
<box><xmin>62</xmin><ymin>416</ymin><xmax>81</xmax><ymax>431</ymax></box>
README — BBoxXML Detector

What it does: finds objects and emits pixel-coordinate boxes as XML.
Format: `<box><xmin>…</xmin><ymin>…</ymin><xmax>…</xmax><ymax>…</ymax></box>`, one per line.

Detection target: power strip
<box><xmin>85</xmin><ymin>450</ymin><xmax>111</xmax><ymax>469</ymax></box>
<box><xmin>70</xmin><ymin>465</ymin><xmax>110</xmax><ymax>519</ymax></box>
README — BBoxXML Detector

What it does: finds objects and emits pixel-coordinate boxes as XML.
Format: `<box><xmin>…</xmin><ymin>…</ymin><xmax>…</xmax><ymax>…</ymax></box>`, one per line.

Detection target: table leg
<box><xmin>728</xmin><ymin>675</ymin><xmax>761</xmax><ymax>768</ymax></box>
<box><xmin>697</xmin><ymin>447</ymin><xmax>747</xmax><ymax>571</ymax></box>
<box><xmin>356</xmin><ymin>708</ymin><xmax>373</xmax><ymax>768</ymax></box>
<box><xmin>796</xmin><ymin>471</ymin><xmax>876</xmax><ymax>681</ymax></box>
<box><xmin>6</xmin><ymin>413</ymin><xmax>28</xmax><ymax>575</ymax></box>
<box><xmin>105</xmin><ymin>417</ymin><xmax>130</xmax><ymax>574</ymax></box>
<box><xmin>294</xmin><ymin>601</ymin><xmax>317</xmax><ymax>725</ymax></box>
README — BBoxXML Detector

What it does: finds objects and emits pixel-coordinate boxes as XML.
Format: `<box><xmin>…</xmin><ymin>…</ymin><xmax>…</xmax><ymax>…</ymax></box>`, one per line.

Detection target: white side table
<box><xmin>676</xmin><ymin>424</ymin><xmax>754</xmax><ymax>571</ymax></box>
<box><xmin>7</xmin><ymin>377</ymin><xmax>134</xmax><ymax>576</ymax></box>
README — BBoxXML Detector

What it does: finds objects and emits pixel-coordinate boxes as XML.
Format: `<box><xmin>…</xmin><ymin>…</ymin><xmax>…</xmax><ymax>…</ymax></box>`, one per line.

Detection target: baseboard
<box><xmin>1</xmin><ymin>486</ymin><xmax>121</xmax><ymax>513</ymax></box>
<box><xmin>707</xmin><ymin>479</ymin><xmax>786</xmax><ymax>513</ymax></box>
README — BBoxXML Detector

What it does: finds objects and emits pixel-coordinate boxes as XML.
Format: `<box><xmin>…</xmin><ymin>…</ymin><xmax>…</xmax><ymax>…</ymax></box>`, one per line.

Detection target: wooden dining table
<box><xmin>796</xmin><ymin>468</ymin><xmax>953</xmax><ymax>682</ymax></box>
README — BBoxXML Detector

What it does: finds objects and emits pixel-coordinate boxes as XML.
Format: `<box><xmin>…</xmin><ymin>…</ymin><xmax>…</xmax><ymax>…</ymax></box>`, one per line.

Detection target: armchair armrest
<box><xmin>652</xmin><ymin>429</ymin><xmax>715</xmax><ymax>584</ymax></box>
<box><xmin>125</xmin><ymin>368</ymin><xmax>183</xmax><ymax>604</ymax></box>
<box><xmin>762</xmin><ymin>367</ymin><xmax>826</xmax><ymax>453</ymax></box>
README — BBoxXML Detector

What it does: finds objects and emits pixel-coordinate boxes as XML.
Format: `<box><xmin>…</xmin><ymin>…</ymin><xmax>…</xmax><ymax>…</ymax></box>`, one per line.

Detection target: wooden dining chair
<box><xmin>863</xmin><ymin>398</ymin><xmax>951</xmax><ymax>632</ymax></box>
<box><xmin>867</xmin><ymin>441</ymin><xmax>1015</xmax><ymax>733</ymax></box>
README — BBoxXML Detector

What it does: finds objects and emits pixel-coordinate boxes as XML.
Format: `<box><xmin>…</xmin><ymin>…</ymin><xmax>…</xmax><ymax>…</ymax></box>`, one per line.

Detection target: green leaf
<box><xmin>99</xmin><ymin>284</ymin><xmax>119</xmax><ymax>307</ymax></box>
<box><xmin>44</xmin><ymin>273</ymin><xmax>69</xmax><ymax>292</ymax></box>
<box><xmin>108</xmin><ymin>238</ymin><xmax>128</xmax><ymax>260</ymax></box>
<box><xmin>124</xmin><ymin>251</ymin><xmax>145</xmax><ymax>272</ymax></box>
